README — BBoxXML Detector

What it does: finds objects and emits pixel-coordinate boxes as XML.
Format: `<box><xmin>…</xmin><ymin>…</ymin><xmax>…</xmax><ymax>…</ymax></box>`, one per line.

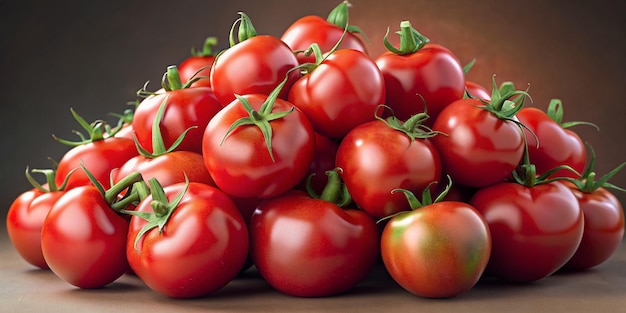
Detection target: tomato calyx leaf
<box><xmin>383</xmin><ymin>20</ymin><xmax>430</xmax><ymax>55</ymax></box>
<box><xmin>229</xmin><ymin>12</ymin><xmax>257</xmax><ymax>47</ymax></box>
<box><xmin>190</xmin><ymin>36</ymin><xmax>218</xmax><ymax>57</ymax></box>
<box><xmin>80</xmin><ymin>162</ymin><xmax>146</xmax><ymax>211</ymax></box>
<box><xmin>123</xmin><ymin>176</ymin><xmax>189</xmax><ymax>253</ymax></box>
<box><xmin>562</xmin><ymin>144</ymin><xmax>626</xmax><ymax>194</ymax></box>
<box><xmin>376</xmin><ymin>105</ymin><xmax>443</xmax><ymax>144</ymax></box>
<box><xmin>326</xmin><ymin>1</ymin><xmax>369</xmax><ymax>43</ymax></box>
<box><xmin>546</xmin><ymin>98</ymin><xmax>599</xmax><ymax>130</ymax></box>
<box><xmin>24</xmin><ymin>166</ymin><xmax>75</xmax><ymax>193</ymax></box>
<box><xmin>307</xmin><ymin>167</ymin><xmax>352</xmax><ymax>207</ymax></box>
<box><xmin>377</xmin><ymin>176</ymin><xmax>451</xmax><ymax>224</ymax></box>
<box><xmin>52</xmin><ymin>108</ymin><xmax>122</xmax><ymax>146</ymax></box>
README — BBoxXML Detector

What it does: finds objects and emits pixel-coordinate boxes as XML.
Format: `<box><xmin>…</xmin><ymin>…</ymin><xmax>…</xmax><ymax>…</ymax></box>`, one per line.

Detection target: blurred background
<box><xmin>1</xmin><ymin>0</ymin><xmax>625</xmax><ymax>218</ymax></box>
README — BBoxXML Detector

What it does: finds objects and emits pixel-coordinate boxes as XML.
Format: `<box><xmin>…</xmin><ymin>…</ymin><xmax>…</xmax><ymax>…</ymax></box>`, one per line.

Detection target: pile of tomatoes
<box><xmin>6</xmin><ymin>1</ymin><xmax>625</xmax><ymax>300</ymax></box>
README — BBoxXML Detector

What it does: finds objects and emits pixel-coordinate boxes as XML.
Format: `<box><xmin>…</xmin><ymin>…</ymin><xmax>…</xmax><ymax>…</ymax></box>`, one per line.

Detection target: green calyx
<box><xmin>306</xmin><ymin>168</ymin><xmax>352</xmax><ymax>207</ymax></box>
<box><xmin>191</xmin><ymin>36</ymin><xmax>218</xmax><ymax>57</ymax></box>
<box><xmin>383</xmin><ymin>20</ymin><xmax>430</xmax><ymax>55</ymax></box>
<box><xmin>326</xmin><ymin>1</ymin><xmax>368</xmax><ymax>42</ymax></box>
<box><xmin>122</xmin><ymin>176</ymin><xmax>189</xmax><ymax>253</ymax></box>
<box><xmin>24</xmin><ymin>166</ymin><xmax>75</xmax><ymax>193</ymax></box>
<box><xmin>479</xmin><ymin>75</ymin><xmax>531</xmax><ymax>120</ymax></box>
<box><xmin>565</xmin><ymin>144</ymin><xmax>626</xmax><ymax>194</ymax></box>
<box><xmin>80</xmin><ymin>162</ymin><xmax>147</xmax><ymax>212</ymax></box>
<box><xmin>53</xmin><ymin>108</ymin><xmax>122</xmax><ymax>147</ymax></box>
<box><xmin>376</xmin><ymin>105</ymin><xmax>441</xmax><ymax>144</ymax></box>
<box><xmin>136</xmin><ymin>66</ymin><xmax>198</xmax><ymax>98</ymax></box>
<box><xmin>546</xmin><ymin>98</ymin><xmax>599</xmax><ymax>130</ymax></box>
<box><xmin>133</xmin><ymin>94</ymin><xmax>196</xmax><ymax>158</ymax></box>
<box><xmin>229</xmin><ymin>12</ymin><xmax>257</xmax><ymax>47</ymax></box>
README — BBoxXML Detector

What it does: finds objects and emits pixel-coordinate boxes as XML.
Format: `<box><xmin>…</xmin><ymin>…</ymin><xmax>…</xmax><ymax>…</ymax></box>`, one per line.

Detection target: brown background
<box><xmin>1</xmin><ymin>0</ymin><xmax>625</xmax><ymax>216</ymax></box>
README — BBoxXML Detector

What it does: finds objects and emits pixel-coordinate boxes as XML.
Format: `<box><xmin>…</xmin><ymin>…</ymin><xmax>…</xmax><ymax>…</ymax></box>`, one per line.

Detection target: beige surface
<box><xmin>1</xmin><ymin>227</ymin><xmax>625</xmax><ymax>313</ymax></box>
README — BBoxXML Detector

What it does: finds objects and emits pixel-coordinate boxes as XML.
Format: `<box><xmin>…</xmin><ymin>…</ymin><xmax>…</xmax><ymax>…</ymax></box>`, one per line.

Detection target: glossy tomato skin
<box><xmin>6</xmin><ymin>188</ymin><xmax>65</xmax><ymax>269</ymax></box>
<box><xmin>127</xmin><ymin>182</ymin><xmax>249</xmax><ymax>298</ymax></box>
<box><xmin>470</xmin><ymin>182</ymin><xmax>584</xmax><ymax>282</ymax></box>
<box><xmin>516</xmin><ymin>107</ymin><xmax>586</xmax><ymax>178</ymax></box>
<box><xmin>210</xmin><ymin>35</ymin><xmax>300</xmax><ymax>105</ymax></box>
<box><xmin>381</xmin><ymin>201</ymin><xmax>491</xmax><ymax>298</ymax></box>
<box><xmin>375</xmin><ymin>43</ymin><xmax>465</xmax><ymax>122</ymax></box>
<box><xmin>465</xmin><ymin>81</ymin><xmax>491</xmax><ymax>101</ymax></box>
<box><xmin>202</xmin><ymin>94</ymin><xmax>315</xmax><ymax>199</ymax></box>
<box><xmin>432</xmin><ymin>98</ymin><xmax>524</xmax><ymax>188</ymax></box>
<box><xmin>281</xmin><ymin>15</ymin><xmax>367</xmax><ymax>65</ymax></box>
<box><xmin>55</xmin><ymin>137</ymin><xmax>138</xmax><ymax>190</ymax></box>
<box><xmin>562</xmin><ymin>185</ymin><xmax>624</xmax><ymax>270</ymax></box>
<box><xmin>249</xmin><ymin>191</ymin><xmax>380</xmax><ymax>297</ymax></box>
<box><xmin>288</xmin><ymin>49</ymin><xmax>386</xmax><ymax>139</ymax></box>
<box><xmin>336</xmin><ymin>119</ymin><xmax>442</xmax><ymax>219</ymax></box>
<box><xmin>178</xmin><ymin>55</ymin><xmax>215</xmax><ymax>88</ymax></box>
<box><xmin>132</xmin><ymin>87</ymin><xmax>223</xmax><ymax>155</ymax></box>
<box><xmin>41</xmin><ymin>186</ymin><xmax>129</xmax><ymax>288</ymax></box>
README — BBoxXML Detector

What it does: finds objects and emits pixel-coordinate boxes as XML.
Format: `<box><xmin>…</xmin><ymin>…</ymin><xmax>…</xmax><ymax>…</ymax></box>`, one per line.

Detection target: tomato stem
<box><xmin>383</xmin><ymin>20</ymin><xmax>429</xmax><ymax>55</ymax></box>
<box><xmin>191</xmin><ymin>37</ymin><xmax>218</xmax><ymax>57</ymax></box>
<box><xmin>546</xmin><ymin>99</ymin><xmax>599</xmax><ymax>130</ymax></box>
<box><xmin>229</xmin><ymin>12</ymin><xmax>257</xmax><ymax>47</ymax></box>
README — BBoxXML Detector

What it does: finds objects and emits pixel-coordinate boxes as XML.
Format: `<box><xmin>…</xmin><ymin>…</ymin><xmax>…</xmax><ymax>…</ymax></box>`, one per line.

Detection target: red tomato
<box><xmin>516</xmin><ymin>99</ymin><xmax>588</xmax><ymax>178</ymax></box>
<box><xmin>126</xmin><ymin>182</ymin><xmax>249</xmax><ymax>298</ymax></box>
<box><xmin>470</xmin><ymin>181</ymin><xmax>584</xmax><ymax>282</ymax></box>
<box><xmin>132</xmin><ymin>66</ymin><xmax>223</xmax><ymax>155</ymax></box>
<box><xmin>202</xmin><ymin>94</ymin><xmax>315</xmax><ymax>198</ymax></box>
<box><xmin>465</xmin><ymin>81</ymin><xmax>491</xmax><ymax>101</ymax></box>
<box><xmin>336</xmin><ymin>117</ymin><xmax>442</xmax><ymax>219</ymax></box>
<box><xmin>381</xmin><ymin>199</ymin><xmax>491</xmax><ymax>298</ymax></box>
<box><xmin>178</xmin><ymin>37</ymin><xmax>218</xmax><ymax>88</ymax></box>
<box><xmin>41</xmin><ymin>185</ymin><xmax>130</xmax><ymax>288</ymax></box>
<box><xmin>375</xmin><ymin>21</ymin><xmax>465</xmax><ymax>123</ymax></box>
<box><xmin>280</xmin><ymin>1</ymin><xmax>367</xmax><ymax>64</ymax></box>
<box><xmin>432</xmin><ymin>96</ymin><xmax>525</xmax><ymax>188</ymax></box>
<box><xmin>288</xmin><ymin>48</ymin><xmax>386</xmax><ymax>139</ymax></box>
<box><xmin>249</xmin><ymin>190</ymin><xmax>380</xmax><ymax>297</ymax></box>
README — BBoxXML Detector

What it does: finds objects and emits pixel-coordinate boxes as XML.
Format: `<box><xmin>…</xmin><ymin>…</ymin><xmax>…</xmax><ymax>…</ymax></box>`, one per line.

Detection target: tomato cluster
<box><xmin>5</xmin><ymin>1</ymin><xmax>625</xmax><ymax>300</ymax></box>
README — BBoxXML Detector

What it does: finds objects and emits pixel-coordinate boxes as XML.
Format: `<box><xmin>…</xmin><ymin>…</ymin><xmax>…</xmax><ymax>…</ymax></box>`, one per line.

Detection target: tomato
<box><xmin>288</xmin><ymin>48</ymin><xmax>386</xmax><ymax>139</ymax></box>
<box><xmin>465</xmin><ymin>81</ymin><xmax>491</xmax><ymax>101</ymax></box>
<box><xmin>210</xmin><ymin>13</ymin><xmax>300</xmax><ymax>105</ymax></box>
<box><xmin>431</xmin><ymin>80</ymin><xmax>527</xmax><ymax>188</ymax></box>
<box><xmin>202</xmin><ymin>93</ymin><xmax>315</xmax><ymax>199</ymax></box>
<box><xmin>375</xmin><ymin>21</ymin><xmax>465</xmax><ymax>123</ymax></box>
<box><xmin>126</xmin><ymin>181</ymin><xmax>249</xmax><ymax>298</ymax></box>
<box><xmin>381</xmin><ymin>189</ymin><xmax>491</xmax><ymax>298</ymax></box>
<box><xmin>249</xmin><ymin>188</ymin><xmax>380</xmax><ymax>297</ymax></box>
<box><xmin>178</xmin><ymin>37</ymin><xmax>218</xmax><ymax>88</ymax></box>
<box><xmin>516</xmin><ymin>99</ymin><xmax>589</xmax><ymax>179</ymax></box>
<box><xmin>133</xmin><ymin>66</ymin><xmax>223</xmax><ymax>155</ymax></box>
<box><xmin>336</xmin><ymin>114</ymin><xmax>442</xmax><ymax>219</ymax></box>
<box><xmin>294</xmin><ymin>132</ymin><xmax>339</xmax><ymax>194</ymax></box>
<box><xmin>280</xmin><ymin>1</ymin><xmax>367</xmax><ymax>64</ymax></box>
<box><xmin>470</xmin><ymin>181</ymin><xmax>584</xmax><ymax>282</ymax></box>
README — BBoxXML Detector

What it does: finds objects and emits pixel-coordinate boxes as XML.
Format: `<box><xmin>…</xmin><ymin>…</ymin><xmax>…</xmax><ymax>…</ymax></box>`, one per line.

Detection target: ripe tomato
<box><xmin>202</xmin><ymin>93</ymin><xmax>315</xmax><ymax>198</ymax></box>
<box><xmin>210</xmin><ymin>13</ymin><xmax>300</xmax><ymax>105</ymax></box>
<box><xmin>516</xmin><ymin>99</ymin><xmax>590</xmax><ymax>179</ymax></box>
<box><xmin>126</xmin><ymin>181</ymin><xmax>249</xmax><ymax>298</ymax></box>
<box><xmin>178</xmin><ymin>36</ymin><xmax>218</xmax><ymax>88</ymax></box>
<box><xmin>280</xmin><ymin>1</ymin><xmax>367</xmax><ymax>64</ymax></box>
<box><xmin>465</xmin><ymin>81</ymin><xmax>491</xmax><ymax>101</ymax></box>
<box><xmin>336</xmin><ymin>114</ymin><xmax>442</xmax><ymax>219</ymax></box>
<box><xmin>249</xmin><ymin>189</ymin><xmax>380</xmax><ymax>297</ymax></box>
<box><xmin>288</xmin><ymin>48</ymin><xmax>386</xmax><ymax>139</ymax></box>
<box><xmin>381</xmin><ymin>192</ymin><xmax>491</xmax><ymax>298</ymax></box>
<box><xmin>375</xmin><ymin>21</ymin><xmax>465</xmax><ymax>123</ymax></box>
<box><xmin>470</xmin><ymin>181</ymin><xmax>584</xmax><ymax>282</ymax></box>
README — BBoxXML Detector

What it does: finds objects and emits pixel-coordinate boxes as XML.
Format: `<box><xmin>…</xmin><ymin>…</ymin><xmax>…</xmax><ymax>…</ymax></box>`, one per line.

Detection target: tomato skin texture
<box><xmin>210</xmin><ymin>35</ymin><xmax>300</xmax><ymax>105</ymax></box>
<box><xmin>516</xmin><ymin>107</ymin><xmax>586</xmax><ymax>178</ymax></box>
<box><xmin>249</xmin><ymin>191</ymin><xmax>380</xmax><ymax>297</ymax></box>
<box><xmin>336</xmin><ymin>120</ymin><xmax>442</xmax><ymax>219</ymax></box>
<box><xmin>127</xmin><ymin>182</ymin><xmax>249</xmax><ymax>298</ymax></box>
<box><xmin>432</xmin><ymin>98</ymin><xmax>524</xmax><ymax>188</ymax></box>
<box><xmin>55</xmin><ymin>137</ymin><xmax>138</xmax><ymax>190</ymax></box>
<box><xmin>41</xmin><ymin>186</ymin><xmax>129</xmax><ymax>288</ymax></box>
<box><xmin>381</xmin><ymin>201</ymin><xmax>491</xmax><ymax>298</ymax></box>
<box><xmin>6</xmin><ymin>189</ymin><xmax>65</xmax><ymax>269</ymax></box>
<box><xmin>470</xmin><ymin>182</ymin><xmax>584</xmax><ymax>282</ymax></box>
<box><xmin>132</xmin><ymin>87</ymin><xmax>223</xmax><ymax>155</ymax></box>
<box><xmin>465</xmin><ymin>81</ymin><xmax>491</xmax><ymax>101</ymax></box>
<box><xmin>178</xmin><ymin>55</ymin><xmax>215</xmax><ymax>88</ymax></box>
<box><xmin>288</xmin><ymin>49</ymin><xmax>386</xmax><ymax>139</ymax></box>
<box><xmin>202</xmin><ymin>94</ymin><xmax>315</xmax><ymax>198</ymax></box>
<box><xmin>562</xmin><ymin>185</ymin><xmax>624</xmax><ymax>270</ymax></box>
<box><xmin>375</xmin><ymin>43</ymin><xmax>465</xmax><ymax>122</ymax></box>
<box><xmin>281</xmin><ymin>15</ymin><xmax>367</xmax><ymax>64</ymax></box>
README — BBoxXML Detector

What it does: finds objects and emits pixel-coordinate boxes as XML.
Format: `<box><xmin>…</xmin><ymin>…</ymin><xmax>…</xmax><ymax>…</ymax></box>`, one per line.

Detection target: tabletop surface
<box><xmin>1</xmin><ymin>227</ymin><xmax>625</xmax><ymax>313</ymax></box>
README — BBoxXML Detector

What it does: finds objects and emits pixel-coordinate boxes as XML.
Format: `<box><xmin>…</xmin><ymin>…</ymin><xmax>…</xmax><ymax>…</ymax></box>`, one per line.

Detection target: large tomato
<box><xmin>210</xmin><ymin>13</ymin><xmax>300</xmax><ymax>105</ymax></box>
<box><xmin>288</xmin><ymin>48</ymin><xmax>386</xmax><ymax>139</ymax></box>
<box><xmin>470</xmin><ymin>180</ymin><xmax>584</xmax><ymax>282</ymax></box>
<box><xmin>375</xmin><ymin>21</ymin><xmax>465</xmax><ymax>123</ymax></box>
<box><xmin>126</xmin><ymin>181</ymin><xmax>249</xmax><ymax>298</ymax></box>
<box><xmin>336</xmin><ymin>113</ymin><xmax>442</xmax><ymax>219</ymax></box>
<box><xmin>202</xmin><ymin>93</ymin><xmax>315</xmax><ymax>198</ymax></box>
<box><xmin>280</xmin><ymin>1</ymin><xmax>367</xmax><ymax>64</ymax></box>
<box><xmin>249</xmin><ymin>187</ymin><xmax>380</xmax><ymax>297</ymax></box>
<box><xmin>381</xmin><ymin>189</ymin><xmax>491</xmax><ymax>298</ymax></box>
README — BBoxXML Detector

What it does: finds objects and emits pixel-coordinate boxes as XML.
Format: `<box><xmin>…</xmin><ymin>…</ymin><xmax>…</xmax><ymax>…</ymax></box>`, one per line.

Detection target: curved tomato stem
<box><xmin>326</xmin><ymin>1</ymin><xmax>368</xmax><ymax>42</ymax></box>
<box><xmin>24</xmin><ymin>167</ymin><xmax>75</xmax><ymax>193</ymax></box>
<box><xmin>191</xmin><ymin>36</ymin><xmax>218</xmax><ymax>57</ymax></box>
<box><xmin>383</xmin><ymin>20</ymin><xmax>429</xmax><ymax>55</ymax></box>
<box><xmin>313</xmin><ymin>168</ymin><xmax>352</xmax><ymax>207</ymax></box>
<box><xmin>229</xmin><ymin>12</ymin><xmax>257</xmax><ymax>47</ymax></box>
<box><xmin>162</xmin><ymin>65</ymin><xmax>184</xmax><ymax>91</ymax></box>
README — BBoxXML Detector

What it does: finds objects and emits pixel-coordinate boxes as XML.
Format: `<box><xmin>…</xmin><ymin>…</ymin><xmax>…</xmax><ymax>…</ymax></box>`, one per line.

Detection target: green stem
<box><xmin>165</xmin><ymin>65</ymin><xmax>184</xmax><ymax>91</ymax></box>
